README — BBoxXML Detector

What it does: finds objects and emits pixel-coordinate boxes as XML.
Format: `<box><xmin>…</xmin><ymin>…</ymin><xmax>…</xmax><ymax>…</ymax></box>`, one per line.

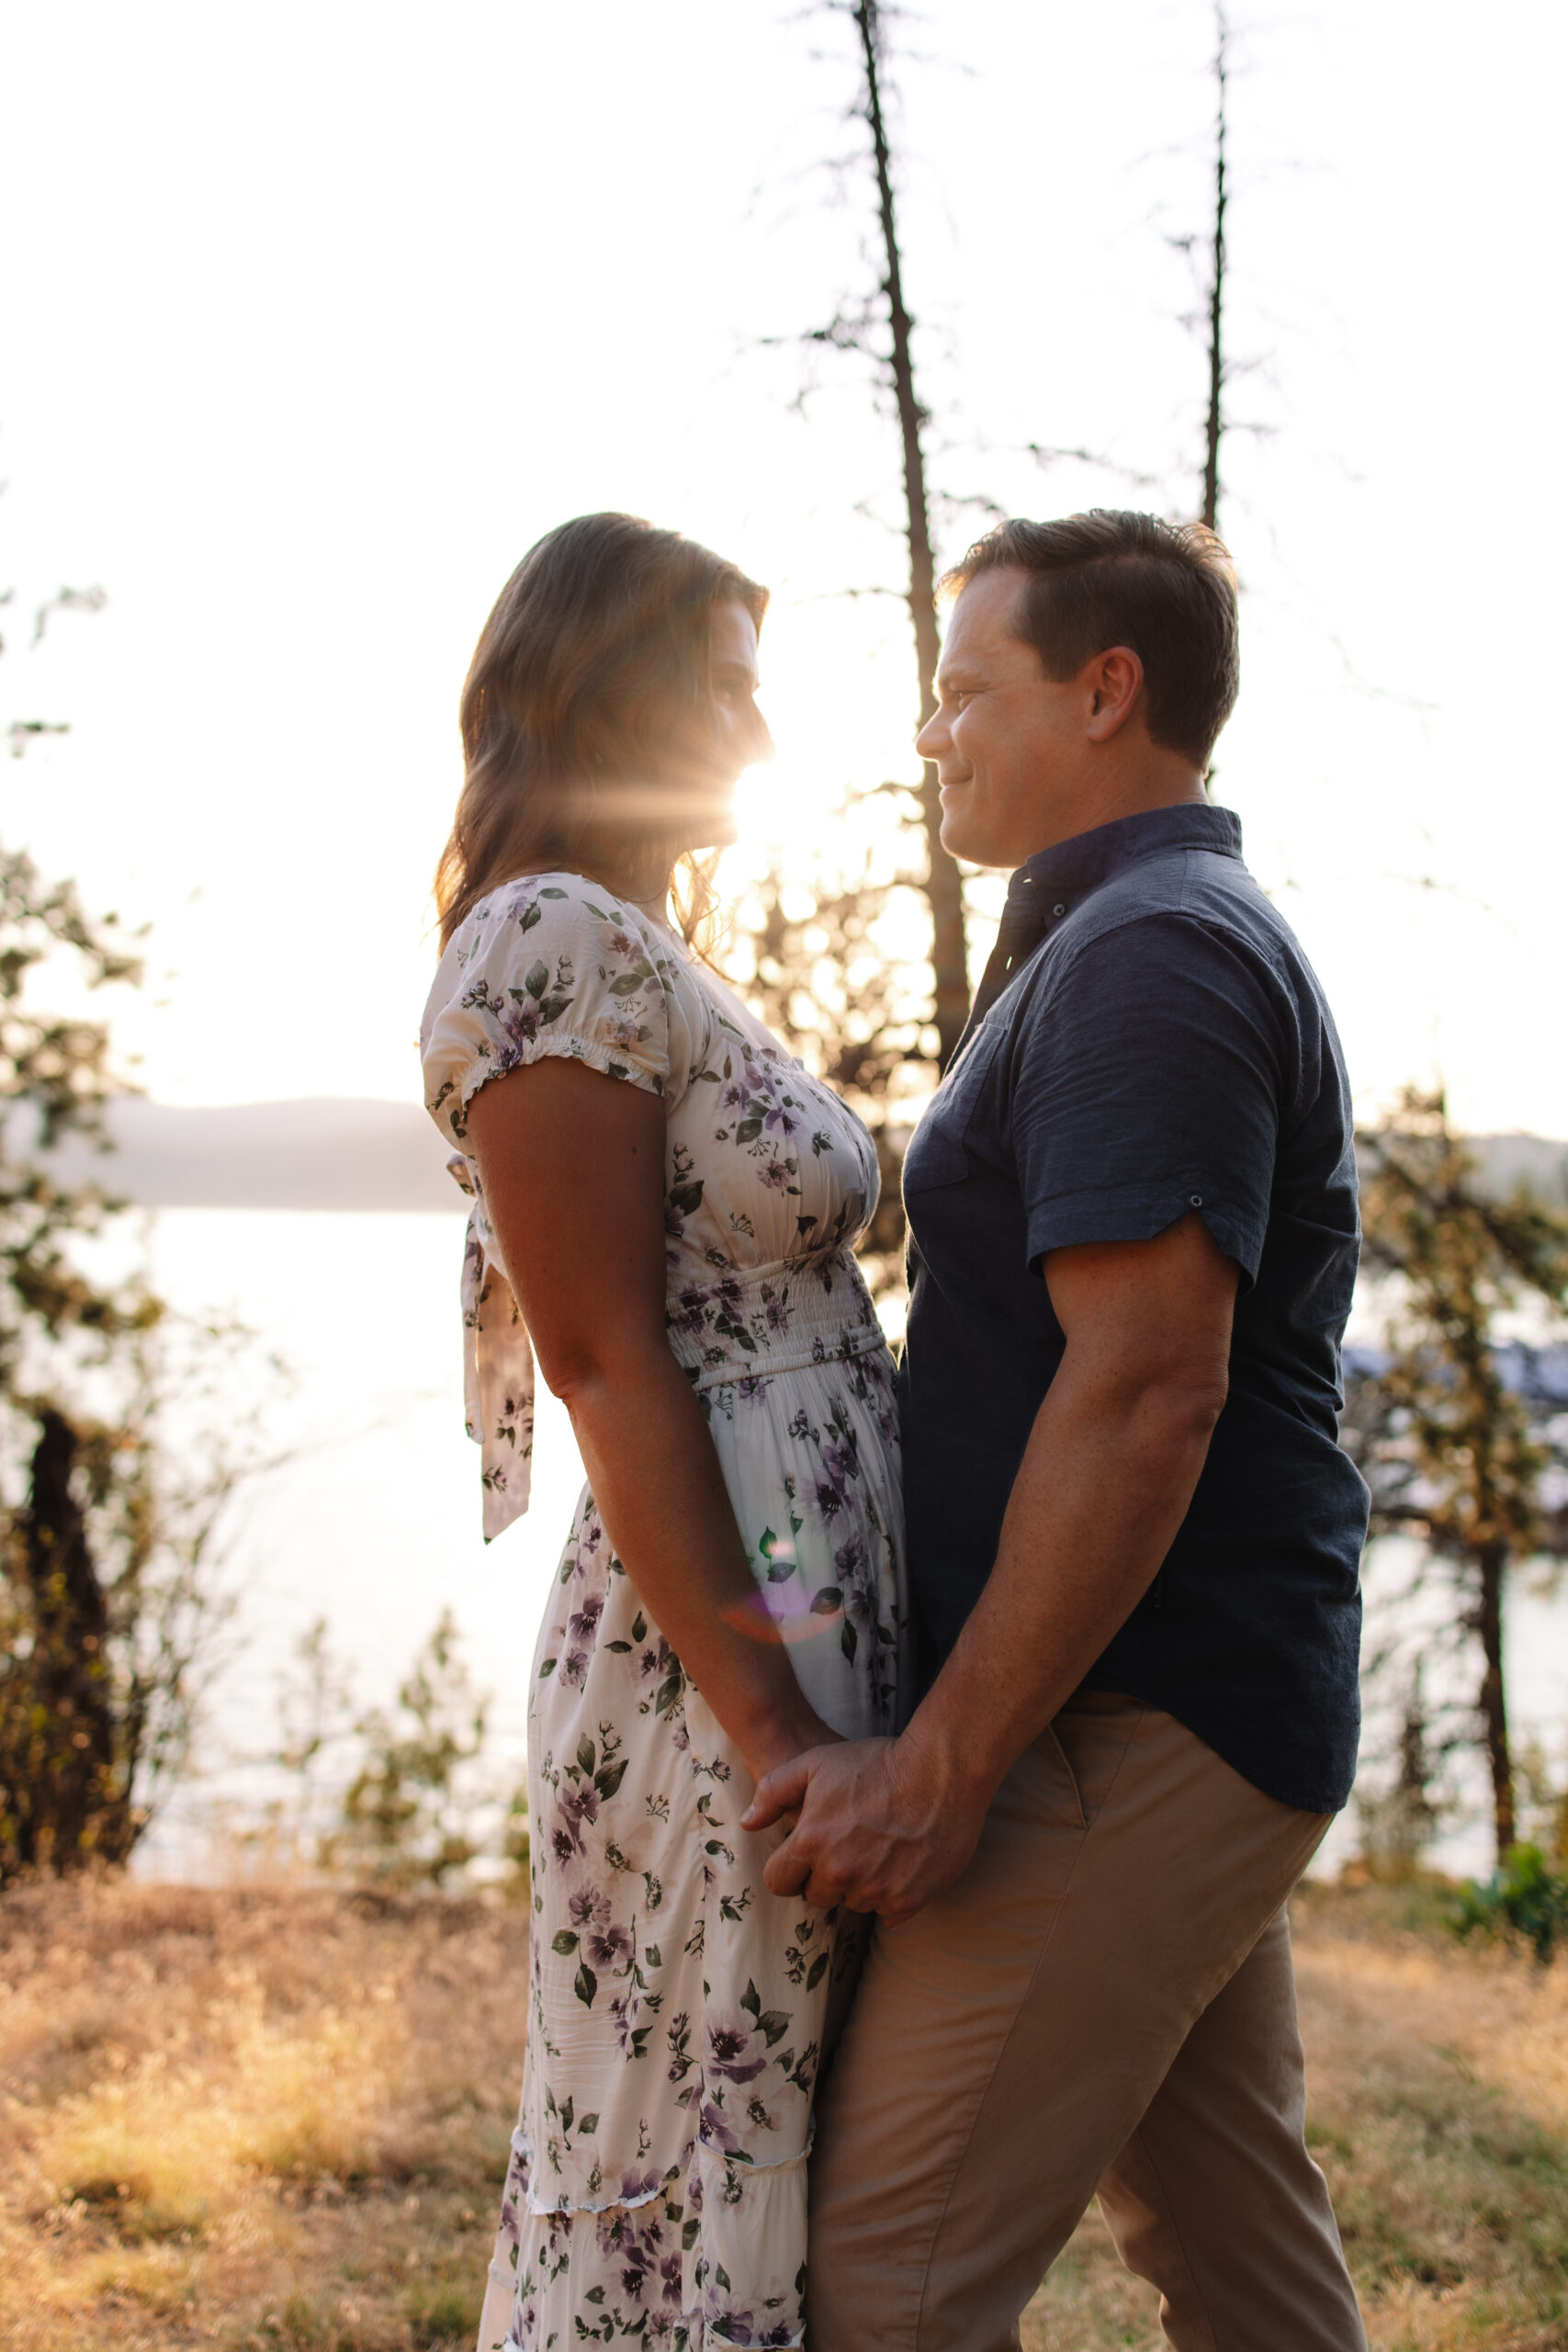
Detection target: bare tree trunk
<box><xmin>1201</xmin><ymin>4</ymin><xmax>1229</xmax><ymax>535</ymax></box>
<box><xmin>852</xmin><ymin>0</ymin><xmax>968</xmax><ymax>1069</ymax></box>
<box><xmin>1476</xmin><ymin>1542</ymin><xmax>1515</xmax><ymax>1863</ymax></box>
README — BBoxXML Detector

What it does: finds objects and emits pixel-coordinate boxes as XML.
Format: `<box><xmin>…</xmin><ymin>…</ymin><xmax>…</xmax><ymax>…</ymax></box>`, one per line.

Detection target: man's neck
<box><xmin>1022</xmin><ymin>765</ymin><xmax>1206</xmax><ymax>865</ymax></box>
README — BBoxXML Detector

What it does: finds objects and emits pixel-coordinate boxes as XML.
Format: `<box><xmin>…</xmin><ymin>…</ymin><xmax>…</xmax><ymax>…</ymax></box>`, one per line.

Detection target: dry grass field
<box><xmin>0</xmin><ymin>1873</ymin><xmax>1564</xmax><ymax>2351</ymax></box>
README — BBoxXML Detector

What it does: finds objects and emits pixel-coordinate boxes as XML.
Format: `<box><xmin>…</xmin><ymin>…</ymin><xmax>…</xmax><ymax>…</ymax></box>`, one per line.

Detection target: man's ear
<box><xmin>1084</xmin><ymin>647</ymin><xmax>1145</xmax><ymax>742</ymax></box>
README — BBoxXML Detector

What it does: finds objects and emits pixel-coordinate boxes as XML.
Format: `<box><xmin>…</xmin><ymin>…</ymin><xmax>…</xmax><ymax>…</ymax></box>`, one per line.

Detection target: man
<box><xmin>743</xmin><ymin>511</ymin><xmax>1370</xmax><ymax>2350</ymax></box>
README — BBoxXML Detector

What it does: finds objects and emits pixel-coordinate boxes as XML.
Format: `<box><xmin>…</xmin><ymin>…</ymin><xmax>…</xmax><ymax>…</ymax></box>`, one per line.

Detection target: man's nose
<box><xmin>915</xmin><ymin>709</ymin><xmax>947</xmax><ymax>760</ymax></box>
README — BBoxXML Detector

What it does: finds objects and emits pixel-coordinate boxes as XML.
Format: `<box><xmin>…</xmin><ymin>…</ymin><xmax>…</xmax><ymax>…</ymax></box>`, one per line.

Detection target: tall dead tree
<box><xmin>850</xmin><ymin>0</ymin><xmax>968</xmax><ymax>1069</ymax></box>
<box><xmin>1200</xmin><ymin>4</ymin><xmax>1231</xmax><ymax>533</ymax></box>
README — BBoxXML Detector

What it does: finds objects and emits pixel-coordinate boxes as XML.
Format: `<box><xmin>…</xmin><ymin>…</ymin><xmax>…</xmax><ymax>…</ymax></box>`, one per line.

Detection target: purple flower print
<box><xmin>560</xmin><ymin>1646</ymin><xmax>589</xmax><ymax>1689</ymax></box>
<box><xmin>705</xmin><ymin>2023</ymin><xmax>767</xmax><ymax>2085</ymax></box>
<box><xmin>555</xmin><ymin>1781</ymin><xmax>600</xmax><ymax>1855</ymax></box>
<box><xmin>822</xmin><ymin>1441</ymin><xmax>859</xmax><ymax>1490</ymax></box>
<box><xmin>737</xmin><ymin>1374</ymin><xmax>767</xmax><ymax>1404</ymax></box>
<box><xmin>763</xmin><ymin>1102</ymin><xmax>798</xmax><ymax>1136</ymax></box>
<box><xmin>587</xmin><ymin>1919</ymin><xmax>634</xmax><ymax>1971</ymax></box>
<box><xmin>709</xmin><ymin>2302</ymin><xmax>759</xmax><ymax>2344</ymax></box>
<box><xmin>717</xmin><ymin>1277</ymin><xmax>742</xmax><ymax>1310</ymax></box>
<box><xmin>764</xmin><ymin>1297</ymin><xmax>791</xmax><ymax>1332</ymax></box>
<box><xmin>503</xmin><ymin>1001</ymin><xmax>541</xmax><ymax>1048</ymax></box>
<box><xmin>569</xmin><ymin>1885</ymin><xmax>611</xmax><ymax>1931</ymax></box>
<box><xmin>673</xmin><ymin>1291</ymin><xmax>708</xmax><ymax>1334</ymax></box>
<box><xmin>814</xmin><ymin>1483</ymin><xmax>843</xmax><ymax>1520</ymax></box>
<box><xmin>722</xmin><ymin>1082</ymin><xmax>744</xmax><ymax>1109</ymax></box>
<box><xmin>660</xmin><ymin>2250</ymin><xmax>683</xmax><ymax>2303</ymax></box>
<box><xmin>759</xmin><ymin>1160</ymin><xmax>789</xmax><ymax>1191</ymax></box>
<box><xmin>699</xmin><ymin>2098</ymin><xmax>749</xmax><ymax>2154</ymax></box>
<box><xmin>568</xmin><ymin>1591</ymin><xmax>604</xmax><ymax>1644</ymax></box>
<box><xmin>609</xmin><ymin>928</ymin><xmax>637</xmax><ymax>955</ymax></box>
<box><xmin>621</xmin><ymin>2165</ymin><xmax>663</xmax><ymax>2203</ymax></box>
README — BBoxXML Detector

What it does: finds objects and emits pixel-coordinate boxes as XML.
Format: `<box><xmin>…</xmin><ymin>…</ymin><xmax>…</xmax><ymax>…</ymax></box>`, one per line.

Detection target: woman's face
<box><xmin>685</xmin><ymin>597</ymin><xmax>773</xmax><ymax>851</ymax></box>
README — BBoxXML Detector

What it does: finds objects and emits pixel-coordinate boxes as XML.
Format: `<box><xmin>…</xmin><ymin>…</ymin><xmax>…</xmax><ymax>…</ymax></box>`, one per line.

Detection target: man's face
<box><xmin>917</xmin><ymin>567</ymin><xmax>1092</xmax><ymax>869</ymax></box>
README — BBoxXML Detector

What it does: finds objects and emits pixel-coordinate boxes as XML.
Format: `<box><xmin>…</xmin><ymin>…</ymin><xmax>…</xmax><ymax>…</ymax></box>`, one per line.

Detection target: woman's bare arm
<box><xmin>465</xmin><ymin>1057</ymin><xmax>832</xmax><ymax>1785</ymax></box>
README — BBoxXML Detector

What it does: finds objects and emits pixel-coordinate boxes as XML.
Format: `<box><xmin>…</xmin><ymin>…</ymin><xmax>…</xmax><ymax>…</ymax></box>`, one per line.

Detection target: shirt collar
<box><xmin>1020</xmin><ymin>800</ymin><xmax>1242</xmax><ymax>902</ymax></box>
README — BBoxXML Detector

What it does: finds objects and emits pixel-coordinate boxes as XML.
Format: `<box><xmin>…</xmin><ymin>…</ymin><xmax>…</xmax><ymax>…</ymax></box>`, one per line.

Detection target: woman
<box><xmin>421</xmin><ymin>513</ymin><xmax>907</xmax><ymax>2351</ymax></box>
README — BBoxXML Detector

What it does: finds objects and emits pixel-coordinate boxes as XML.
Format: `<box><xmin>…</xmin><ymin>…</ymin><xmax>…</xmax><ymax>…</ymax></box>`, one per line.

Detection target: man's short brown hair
<box><xmin>942</xmin><ymin>510</ymin><xmax>1240</xmax><ymax>770</ymax></box>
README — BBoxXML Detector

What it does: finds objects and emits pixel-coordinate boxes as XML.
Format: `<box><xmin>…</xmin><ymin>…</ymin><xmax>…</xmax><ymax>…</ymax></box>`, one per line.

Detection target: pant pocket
<box><xmin>1032</xmin><ymin>1724</ymin><xmax>1089</xmax><ymax>1831</ymax></box>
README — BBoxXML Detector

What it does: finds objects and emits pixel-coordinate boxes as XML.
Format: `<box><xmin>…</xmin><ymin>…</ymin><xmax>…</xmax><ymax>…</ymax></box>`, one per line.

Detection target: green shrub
<box><xmin>1453</xmin><ymin>1843</ymin><xmax>1568</xmax><ymax>1963</ymax></box>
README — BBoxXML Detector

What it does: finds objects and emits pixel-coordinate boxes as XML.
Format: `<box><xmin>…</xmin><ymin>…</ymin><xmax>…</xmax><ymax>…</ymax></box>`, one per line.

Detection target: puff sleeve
<box><xmin>420</xmin><ymin>875</ymin><xmax>694</xmax><ymax>1539</ymax></box>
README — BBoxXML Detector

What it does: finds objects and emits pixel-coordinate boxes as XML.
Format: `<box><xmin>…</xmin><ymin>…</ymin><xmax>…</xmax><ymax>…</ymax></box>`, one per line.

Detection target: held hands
<box><xmin>740</xmin><ymin>1726</ymin><xmax>990</xmax><ymax>1926</ymax></box>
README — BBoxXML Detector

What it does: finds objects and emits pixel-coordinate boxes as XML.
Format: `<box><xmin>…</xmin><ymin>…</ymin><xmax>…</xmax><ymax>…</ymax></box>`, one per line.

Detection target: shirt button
<box><xmin>1053</xmin><ymin>903</ymin><xmax>1066</xmax><ymax>917</ymax></box>
<box><xmin>1190</xmin><ymin>1193</ymin><xmax>1203</xmax><ymax>1207</ymax></box>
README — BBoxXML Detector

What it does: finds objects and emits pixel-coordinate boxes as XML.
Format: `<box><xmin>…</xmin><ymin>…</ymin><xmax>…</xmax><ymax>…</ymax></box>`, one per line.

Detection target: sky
<box><xmin>3</xmin><ymin>0</ymin><xmax>1567</xmax><ymax>1135</ymax></box>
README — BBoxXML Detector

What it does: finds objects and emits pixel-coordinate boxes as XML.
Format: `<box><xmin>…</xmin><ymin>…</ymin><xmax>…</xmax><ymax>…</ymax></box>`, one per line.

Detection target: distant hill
<box><xmin>31</xmin><ymin>1096</ymin><xmax>463</xmax><ymax>1212</ymax></box>
<box><xmin>20</xmin><ymin>1100</ymin><xmax>1568</xmax><ymax>1216</ymax></box>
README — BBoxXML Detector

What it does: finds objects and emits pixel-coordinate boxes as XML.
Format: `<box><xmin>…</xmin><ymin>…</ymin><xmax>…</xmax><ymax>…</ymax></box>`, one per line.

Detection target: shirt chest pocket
<box><xmin>903</xmin><ymin>1022</ymin><xmax>1007</xmax><ymax>1193</ymax></box>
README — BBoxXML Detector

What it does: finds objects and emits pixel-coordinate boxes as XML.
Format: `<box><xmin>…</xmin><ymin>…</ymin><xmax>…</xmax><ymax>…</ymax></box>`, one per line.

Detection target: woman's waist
<box><xmin>664</xmin><ymin>1250</ymin><xmax>886</xmax><ymax>1389</ymax></box>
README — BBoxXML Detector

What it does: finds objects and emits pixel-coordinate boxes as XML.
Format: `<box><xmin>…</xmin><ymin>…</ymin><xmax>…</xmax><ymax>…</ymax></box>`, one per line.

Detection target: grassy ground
<box><xmin>1</xmin><ymin>1874</ymin><xmax>1564</xmax><ymax>2350</ymax></box>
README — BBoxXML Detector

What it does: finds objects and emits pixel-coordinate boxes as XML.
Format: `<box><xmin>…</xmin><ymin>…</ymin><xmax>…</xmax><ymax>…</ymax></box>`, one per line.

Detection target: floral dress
<box><xmin>420</xmin><ymin>873</ymin><xmax>908</xmax><ymax>2352</ymax></box>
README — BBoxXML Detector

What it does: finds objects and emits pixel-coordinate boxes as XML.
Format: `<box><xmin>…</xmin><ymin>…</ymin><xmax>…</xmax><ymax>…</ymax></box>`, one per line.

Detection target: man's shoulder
<box><xmin>1055</xmin><ymin>849</ymin><xmax>1311</xmax><ymax>996</ymax></box>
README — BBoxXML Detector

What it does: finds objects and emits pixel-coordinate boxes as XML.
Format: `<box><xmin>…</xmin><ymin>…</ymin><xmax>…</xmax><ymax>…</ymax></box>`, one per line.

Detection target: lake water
<box><xmin>136</xmin><ymin>1208</ymin><xmax>1567</xmax><ymax>1882</ymax></box>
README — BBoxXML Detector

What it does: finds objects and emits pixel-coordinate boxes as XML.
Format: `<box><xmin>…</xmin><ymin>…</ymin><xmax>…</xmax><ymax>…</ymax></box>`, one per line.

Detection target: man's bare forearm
<box><xmin>902</xmin><ymin>1356</ymin><xmax>1225</xmax><ymax>1807</ymax></box>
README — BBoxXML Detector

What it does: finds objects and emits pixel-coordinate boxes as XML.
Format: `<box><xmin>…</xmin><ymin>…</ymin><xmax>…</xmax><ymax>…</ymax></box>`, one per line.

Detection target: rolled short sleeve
<box><xmin>1010</xmin><ymin>913</ymin><xmax>1292</xmax><ymax>1286</ymax></box>
<box><xmin>422</xmin><ymin>875</ymin><xmax>693</xmax><ymax>1148</ymax></box>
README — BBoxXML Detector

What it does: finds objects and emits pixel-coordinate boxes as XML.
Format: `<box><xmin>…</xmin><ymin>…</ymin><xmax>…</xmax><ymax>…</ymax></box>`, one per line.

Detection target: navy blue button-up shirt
<box><xmin>900</xmin><ymin>801</ymin><xmax>1368</xmax><ymax>1815</ymax></box>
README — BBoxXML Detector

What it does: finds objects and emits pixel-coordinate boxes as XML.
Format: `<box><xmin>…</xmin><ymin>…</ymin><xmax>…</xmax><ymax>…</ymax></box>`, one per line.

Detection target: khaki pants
<box><xmin>807</xmin><ymin>1690</ymin><xmax>1366</xmax><ymax>2352</ymax></box>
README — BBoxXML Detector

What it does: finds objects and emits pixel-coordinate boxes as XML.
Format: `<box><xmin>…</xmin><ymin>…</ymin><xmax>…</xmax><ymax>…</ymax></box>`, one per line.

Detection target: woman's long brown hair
<box><xmin>434</xmin><ymin>514</ymin><xmax>768</xmax><ymax>951</ymax></box>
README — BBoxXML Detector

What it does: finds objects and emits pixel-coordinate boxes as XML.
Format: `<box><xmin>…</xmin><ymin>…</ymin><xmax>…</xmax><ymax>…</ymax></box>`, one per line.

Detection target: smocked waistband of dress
<box><xmin>664</xmin><ymin>1251</ymin><xmax>887</xmax><ymax>1391</ymax></box>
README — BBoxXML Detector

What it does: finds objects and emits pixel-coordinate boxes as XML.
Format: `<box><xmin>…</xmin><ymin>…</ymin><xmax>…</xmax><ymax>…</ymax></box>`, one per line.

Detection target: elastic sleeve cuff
<box><xmin>1024</xmin><ymin>1180</ymin><xmax>1265</xmax><ymax>1289</ymax></box>
<box><xmin>460</xmin><ymin>1033</ymin><xmax>667</xmax><ymax>1120</ymax></box>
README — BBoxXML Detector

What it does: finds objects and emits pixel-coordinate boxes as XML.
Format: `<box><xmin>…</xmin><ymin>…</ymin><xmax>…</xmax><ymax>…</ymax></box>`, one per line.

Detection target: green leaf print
<box><xmin>669</xmin><ymin>1177</ymin><xmax>705</xmax><ymax>1216</ymax></box>
<box><xmin>516</xmin><ymin>899</ymin><xmax>542</xmax><ymax>933</ymax></box>
<box><xmin>807</xmin><ymin>1951</ymin><xmax>829</xmax><ymax>1992</ymax></box>
<box><xmin>574</xmin><ymin>1962</ymin><xmax>599</xmax><ymax>2008</ymax></box>
<box><xmin>577</xmin><ymin>1734</ymin><xmax>597</xmax><ymax>1776</ymax></box>
<box><xmin>538</xmin><ymin>886</ymin><xmax>568</xmax><ymax>899</ymax></box>
<box><xmin>736</xmin><ymin>1116</ymin><xmax>763</xmax><ymax>1145</ymax></box>
<box><xmin>755</xmin><ymin>2008</ymin><xmax>793</xmax><ymax>2047</ymax></box>
<box><xmin>810</xmin><ymin>1587</ymin><xmax>843</xmax><ymax>1614</ymax></box>
<box><xmin>594</xmin><ymin>1758</ymin><xmax>628</xmax><ymax>1801</ymax></box>
<box><xmin>537</xmin><ymin>992</ymin><xmax>573</xmax><ymax>1023</ymax></box>
<box><xmin>631</xmin><ymin>1611</ymin><xmax>648</xmax><ymax>1642</ymax></box>
<box><xmin>553</xmin><ymin>1930</ymin><xmax>580</xmax><ymax>1954</ymax></box>
<box><xmin>524</xmin><ymin>958</ymin><xmax>550</xmax><ymax>999</ymax></box>
<box><xmin>841</xmin><ymin>1617</ymin><xmax>859</xmax><ymax>1664</ymax></box>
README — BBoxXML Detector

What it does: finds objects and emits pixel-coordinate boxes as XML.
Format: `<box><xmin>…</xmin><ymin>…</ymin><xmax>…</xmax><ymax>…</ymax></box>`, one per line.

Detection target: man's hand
<box><xmin>741</xmin><ymin>1731</ymin><xmax>990</xmax><ymax>1925</ymax></box>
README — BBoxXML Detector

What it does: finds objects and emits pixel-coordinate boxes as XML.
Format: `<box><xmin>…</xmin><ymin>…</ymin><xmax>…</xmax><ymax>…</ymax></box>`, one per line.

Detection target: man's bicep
<box><xmin>1043</xmin><ymin>1212</ymin><xmax>1240</xmax><ymax>1388</ymax></box>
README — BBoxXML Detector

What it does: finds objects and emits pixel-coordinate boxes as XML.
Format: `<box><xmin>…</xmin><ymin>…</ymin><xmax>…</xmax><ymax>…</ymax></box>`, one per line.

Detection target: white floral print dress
<box><xmin>420</xmin><ymin>873</ymin><xmax>908</xmax><ymax>2352</ymax></box>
